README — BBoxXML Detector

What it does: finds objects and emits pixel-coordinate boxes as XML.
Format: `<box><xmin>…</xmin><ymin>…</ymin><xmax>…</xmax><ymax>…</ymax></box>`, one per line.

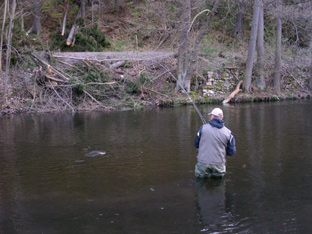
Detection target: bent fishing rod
<box><xmin>151</xmin><ymin>60</ymin><xmax>207</xmax><ymax>125</ymax></box>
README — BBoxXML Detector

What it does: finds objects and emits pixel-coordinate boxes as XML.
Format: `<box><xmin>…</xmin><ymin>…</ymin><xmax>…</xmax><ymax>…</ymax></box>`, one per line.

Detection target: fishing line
<box><xmin>151</xmin><ymin>60</ymin><xmax>207</xmax><ymax>125</ymax></box>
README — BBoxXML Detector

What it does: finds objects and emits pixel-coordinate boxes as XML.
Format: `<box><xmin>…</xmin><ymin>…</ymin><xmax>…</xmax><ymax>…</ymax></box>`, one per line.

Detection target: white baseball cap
<box><xmin>208</xmin><ymin>108</ymin><xmax>223</xmax><ymax>118</ymax></box>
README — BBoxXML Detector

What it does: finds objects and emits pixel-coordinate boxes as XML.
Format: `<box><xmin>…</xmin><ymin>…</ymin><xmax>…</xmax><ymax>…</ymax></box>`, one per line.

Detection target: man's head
<box><xmin>208</xmin><ymin>108</ymin><xmax>223</xmax><ymax>119</ymax></box>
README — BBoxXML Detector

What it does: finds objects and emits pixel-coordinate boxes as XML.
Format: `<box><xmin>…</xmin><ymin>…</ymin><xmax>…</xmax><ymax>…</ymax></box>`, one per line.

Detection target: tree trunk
<box><xmin>66</xmin><ymin>8</ymin><xmax>81</xmax><ymax>46</ymax></box>
<box><xmin>233</xmin><ymin>1</ymin><xmax>243</xmax><ymax>38</ymax></box>
<box><xmin>176</xmin><ymin>0</ymin><xmax>191</xmax><ymax>91</ymax></box>
<box><xmin>256</xmin><ymin>3</ymin><xmax>266</xmax><ymax>89</ymax></box>
<box><xmin>309</xmin><ymin>40</ymin><xmax>312</xmax><ymax>89</ymax></box>
<box><xmin>177</xmin><ymin>0</ymin><xmax>221</xmax><ymax>92</ymax></box>
<box><xmin>62</xmin><ymin>1</ymin><xmax>69</xmax><ymax>36</ymax></box>
<box><xmin>3</xmin><ymin>0</ymin><xmax>16</xmax><ymax>106</ymax></box>
<box><xmin>27</xmin><ymin>0</ymin><xmax>41</xmax><ymax>35</ymax></box>
<box><xmin>274</xmin><ymin>0</ymin><xmax>282</xmax><ymax>90</ymax></box>
<box><xmin>81</xmin><ymin>0</ymin><xmax>86</xmax><ymax>19</ymax></box>
<box><xmin>243</xmin><ymin>0</ymin><xmax>262</xmax><ymax>92</ymax></box>
<box><xmin>188</xmin><ymin>0</ymin><xmax>221</xmax><ymax>92</ymax></box>
<box><xmin>0</xmin><ymin>0</ymin><xmax>9</xmax><ymax>71</ymax></box>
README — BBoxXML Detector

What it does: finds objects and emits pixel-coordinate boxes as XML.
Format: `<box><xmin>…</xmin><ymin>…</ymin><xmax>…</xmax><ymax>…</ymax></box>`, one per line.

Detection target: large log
<box><xmin>52</xmin><ymin>51</ymin><xmax>175</xmax><ymax>64</ymax></box>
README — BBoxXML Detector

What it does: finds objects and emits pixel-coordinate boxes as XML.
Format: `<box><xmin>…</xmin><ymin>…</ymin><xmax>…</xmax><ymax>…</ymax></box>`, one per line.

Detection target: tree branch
<box><xmin>223</xmin><ymin>80</ymin><xmax>243</xmax><ymax>104</ymax></box>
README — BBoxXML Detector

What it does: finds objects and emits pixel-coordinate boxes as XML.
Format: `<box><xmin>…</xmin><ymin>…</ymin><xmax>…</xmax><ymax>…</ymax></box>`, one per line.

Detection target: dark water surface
<box><xmin>0</xmin><ymin>100</ymin><xmax>311</xmax><ymax>234</ymax></box>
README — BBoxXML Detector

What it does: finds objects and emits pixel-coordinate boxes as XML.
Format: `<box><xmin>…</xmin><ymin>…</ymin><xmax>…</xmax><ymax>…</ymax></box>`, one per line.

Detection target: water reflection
<box><xmin>0</xmin><ymin>100</ymin><xmax>312</xmax><ymax>233</ymax></box>
<box><xmin>196</xmin><ymin>178</ymin><xmax>235</xmax><ymax>232</ymax></box>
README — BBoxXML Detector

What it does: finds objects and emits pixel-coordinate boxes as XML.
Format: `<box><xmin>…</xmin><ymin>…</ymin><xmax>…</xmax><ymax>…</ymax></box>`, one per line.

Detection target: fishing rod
<box><xmin>151</xmin><ymin>60</ymin><xmax>207</xmax><ymax>125</ymax></box>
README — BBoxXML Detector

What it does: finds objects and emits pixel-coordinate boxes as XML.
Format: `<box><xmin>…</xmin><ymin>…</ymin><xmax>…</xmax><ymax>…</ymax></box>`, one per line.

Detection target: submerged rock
<box><xmin>85</xmin><ymin>150</ymin><xmax>106</xmax><ymax>157</ymax></box>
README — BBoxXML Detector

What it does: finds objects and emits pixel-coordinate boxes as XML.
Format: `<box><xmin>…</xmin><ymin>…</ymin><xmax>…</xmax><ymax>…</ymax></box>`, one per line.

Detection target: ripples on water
<box><xmin>0</xmin><ymin>100</ymin><xmax>311</xmax><ymax>233</ymax></box>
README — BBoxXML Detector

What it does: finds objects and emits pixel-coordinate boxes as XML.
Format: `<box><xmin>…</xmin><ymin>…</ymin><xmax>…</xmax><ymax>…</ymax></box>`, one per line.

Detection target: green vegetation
<box><xmin>51</xmin><ymin>24</ymin><xmax>110</xmax><ymax>52</ymax></box>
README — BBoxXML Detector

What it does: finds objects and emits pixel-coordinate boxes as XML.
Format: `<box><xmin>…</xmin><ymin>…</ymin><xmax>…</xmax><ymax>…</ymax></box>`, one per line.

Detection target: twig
<box><xmin>48</xmin><ymin>80</ymin><xmax>75</xmax><ymax>112</ymax></box>
<box><xmin>188</xmin><ymin>9</ymin><xmax>211</xmax><ymax>33</ymax></box>
<box><xmin>290</xmin><ymin>74</ymin><xmax>304</xmax><ymax>88</ymax></box>
<box><xmin>83</xmin><ymin>90</ymin><xmax>110</xmax><ymax>109</ymax></box>
<box><xmin>152</xmin><ymin>70</ymin><xmax>169</xmax><ymax>81</ymax></box>
<box><xmin>85</xmin><ymin>81</ymin><xmax>116</xmax><ymax>85</ymax></box>
<box><xmin>45</xmin><ymin>74</ymin><xmax>65</xmax><ymax>83</ymax></box>
<box><xmin>55</xmin><ymin>59</ymin><xmax>85</xmax><ymax>73</ymax></box>
<box><xmin>143</xmin><ymin>87</ymin><xmax>169</xmax><ymax>98</ymax></box>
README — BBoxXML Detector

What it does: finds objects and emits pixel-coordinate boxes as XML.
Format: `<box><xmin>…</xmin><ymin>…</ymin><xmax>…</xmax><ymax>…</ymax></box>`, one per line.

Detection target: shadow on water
<box><xmin>0</xmin><ymin>100</ymin><xmax>312</xmax><ymax>233</ymax></box>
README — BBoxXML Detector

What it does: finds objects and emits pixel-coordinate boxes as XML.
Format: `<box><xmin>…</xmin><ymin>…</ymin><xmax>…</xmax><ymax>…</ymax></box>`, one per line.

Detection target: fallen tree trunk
<box><xmin>223</xmin><ymin>80</ymin><xmax>243</xmax><ymax>104</ymax></box>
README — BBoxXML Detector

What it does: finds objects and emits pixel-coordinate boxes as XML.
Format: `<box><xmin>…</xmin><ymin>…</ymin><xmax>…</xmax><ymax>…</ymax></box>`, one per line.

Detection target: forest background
<box><xmin>0</xmin><ymin>0</ymin><xmax>311</xmax><ymax>115</ymax></box>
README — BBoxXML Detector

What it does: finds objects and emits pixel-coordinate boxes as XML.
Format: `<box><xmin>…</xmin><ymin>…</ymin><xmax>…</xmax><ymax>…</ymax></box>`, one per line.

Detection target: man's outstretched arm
<box><xmin>226</xmin><ymin>133</ymin><xmax>236</xmax><ymax>156</ymax></box>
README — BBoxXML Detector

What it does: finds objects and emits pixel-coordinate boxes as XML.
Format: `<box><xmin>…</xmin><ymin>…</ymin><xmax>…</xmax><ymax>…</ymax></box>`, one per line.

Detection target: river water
<box><xmin>0</xmin><ymin>100</ymin><xmax>311</xmax><ymax>234</ymax></box>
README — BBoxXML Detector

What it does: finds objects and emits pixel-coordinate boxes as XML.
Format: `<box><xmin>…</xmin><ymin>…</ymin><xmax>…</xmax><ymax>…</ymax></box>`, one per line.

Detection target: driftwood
<box><xmin>223</xmin><ymin>80</ymin><xmax>243</xmax><ymax>104</ymax></box>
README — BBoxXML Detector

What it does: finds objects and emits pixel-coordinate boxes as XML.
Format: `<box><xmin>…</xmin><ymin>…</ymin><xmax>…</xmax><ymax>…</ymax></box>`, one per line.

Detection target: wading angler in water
<box><xmin>194</xmin><ymin>108</ymin><xmax>236</xmax><ymax>178</ymax></box>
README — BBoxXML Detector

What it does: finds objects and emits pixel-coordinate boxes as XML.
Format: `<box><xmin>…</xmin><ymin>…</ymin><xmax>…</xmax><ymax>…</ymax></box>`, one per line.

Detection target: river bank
<box><xmin>1</xmin><ymin>79</ymin><xmax>311</xmax><ymax>116</ymax></box>
<box><xmin>1</xmin><ymin>51</ymin><xmax>311</xmax><ymax>116</ymax></box>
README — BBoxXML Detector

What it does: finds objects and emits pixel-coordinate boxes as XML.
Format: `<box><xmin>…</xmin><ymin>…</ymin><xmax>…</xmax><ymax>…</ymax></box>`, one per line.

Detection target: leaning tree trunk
<box><xmin>176</xmin><ymin>0</ymin><xmax>191</xmax><ymax>91</ymax></box>
<box><xmin>0</xmin><ymin>0</ymin><xmax>9</xmax><ymax>71</ymax></box>
<box><xmin>62</xmin><ymin>0</ymin><xmax>69</xmax><ymax>36</ymax></box>
<box><xmin>274</xmin><ymin>0</ymin><xmax>282</xmax><ymax>90</ymax></box>
<box><xmin>3</xmin><ymin>0</ymin><xmax>16</xmax><ymax>106</ymax></box>
<box><xmin>66</xmin><ymin>7</ymin><xmax>82</xmax><ymax>46</ymax></box>
<box><xmin>27</xmin><ymin>0</ymin><xmax>41</xmax><ymax>35</ymax></box>
<box><xmin>243</xmin><ymin>0</ymin><xmax>262</xmax><ymax>92</ymax></box>
<box><xmin>256</xmin><ymin>3</ymin><xmax>266</xmax><ymax>89</ymax></box>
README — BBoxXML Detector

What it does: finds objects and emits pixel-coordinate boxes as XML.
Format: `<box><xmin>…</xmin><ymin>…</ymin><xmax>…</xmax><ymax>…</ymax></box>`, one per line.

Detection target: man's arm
<box><xmin>226</xmin><ymin>133</ymin><xmax>236</xmax><ymax>156</ymax></box>
<box><xmin>194</xmin><ymin>126</ymin><xmax>203</xmax><ymax>148</ymax></box>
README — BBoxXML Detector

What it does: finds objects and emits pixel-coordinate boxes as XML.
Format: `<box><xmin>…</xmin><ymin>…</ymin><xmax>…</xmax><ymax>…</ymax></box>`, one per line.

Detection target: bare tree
<box><xmin>233</xmin><ymin>0</ymin><xmax>244</xmax><ymax>38</ymax></box>
<box><xmin>27</xmin><ymin>0</ymin><xmax>41</xmax><ymax>35</ymax></box>
<box><xmin>243</xmin><ymin>0</ymin><xmax>262</xmax><ymax>92</ymax></box>
<box><xmin>309</xmin><ymin>38</ymin><xmax>312</xmax><ymax>89</ymax></box>
<box><xmin>0</xmin><ymin>0</ymin><xmax>9</xmax><ymax>71</ymax></box>
<box><xmin>273</xmin><ymin>0</ymin><xmax>282</xmax><ymax>90</ymax></box>
<box><xmin>176</xmin><ymin>0</ymin><xmax>191</xmax><ymax>91</ymax></box>
<box><xmin>176</xmin><ymin>0</ymin><xmax>221</xmax><ymax>92</ymax></box>
<box><xmin>256</xmin><ymin>2</ymin><xmax>265</xmax><ymax>89</ymax></box>
<box><xmin>3</xmin><ymin>0</ymin><xmax>16</xmax><ymax>106</ymax></box>
<box><xmin>81</xmin><ymin>0</ymin><xmax>86</xmax><ymax>19</ymax></box>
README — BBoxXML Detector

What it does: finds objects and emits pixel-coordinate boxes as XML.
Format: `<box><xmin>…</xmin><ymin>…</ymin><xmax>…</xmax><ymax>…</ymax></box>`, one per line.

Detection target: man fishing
<box><xmin>194</xmin><ymin>108</ymin><xmax>236</xmax><ymax>178</ymax></box>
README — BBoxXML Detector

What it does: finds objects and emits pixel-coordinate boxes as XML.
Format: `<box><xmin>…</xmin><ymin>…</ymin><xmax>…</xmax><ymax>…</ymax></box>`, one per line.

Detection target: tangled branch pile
<box><xmin>1</xmin><ymin>51</ymin><xmax>181</xmax><ymax>114</ymax></box>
